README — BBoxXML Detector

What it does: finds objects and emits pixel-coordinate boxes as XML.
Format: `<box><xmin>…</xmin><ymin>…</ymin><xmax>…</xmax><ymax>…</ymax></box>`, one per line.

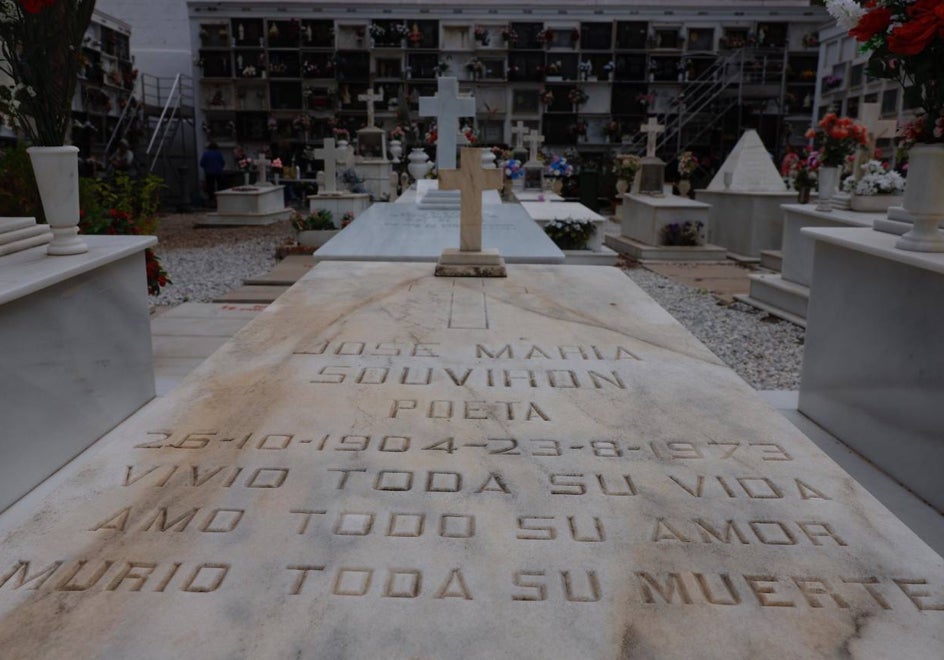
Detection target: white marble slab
<box><xmin>0</xmin><ymin>262</ymin><xmax>941</xmax><ymax>657</ymax></box>
<box><xmin>799</xmin><ymin>227</ymin><xmax>944</xmax><ymax>512</ymax></box>
<box><xmin>0</xmin><ymin>235</ymin><xmax>156</xmax><ymax>512</ymax></box>
<box><xmin>698</xmin><ymin>190</ymin><xmax>795</xmax><ymax>258</ymax></box>
<box><xmin>314</xmin><ymin>202</ymin><xmax>564</xmax><ymax>264</ymax></box>
<box><xmin>513</xmin><ymin>190</ymin><xmax>565</xmax><ymax>202</ymax></box>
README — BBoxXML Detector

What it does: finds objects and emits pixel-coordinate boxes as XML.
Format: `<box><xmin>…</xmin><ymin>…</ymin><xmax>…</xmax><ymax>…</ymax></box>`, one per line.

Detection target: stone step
<box><xmin>760</xmin><ymin>249</ymin><xmax>783</xmax><ymax>272</ymax></box>
<box><xmin>243</xmin><ymin>255</ymin><xmax>313</xmax><ymax>285</ymax></box>
<box><xmin>736</xmin><ymin>273</ymin><xmax>809</xmax><ymax>326</ymax></box>
<box><xmin>604</xmin><ymin>234</ymin><xmax>729</xmax><ymax>262</ymax></box>
<box><xmin>212</xmin><ymin>285</ymin><xmax>290</xmax><ymax>303</ymax></box>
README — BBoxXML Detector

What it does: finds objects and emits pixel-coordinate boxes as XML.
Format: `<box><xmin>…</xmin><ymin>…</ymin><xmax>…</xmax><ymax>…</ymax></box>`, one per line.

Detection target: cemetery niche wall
<box><xmin>0</xmin><ymin>261</ymin><xmax>941</xmax><ymax>658</ymax></box>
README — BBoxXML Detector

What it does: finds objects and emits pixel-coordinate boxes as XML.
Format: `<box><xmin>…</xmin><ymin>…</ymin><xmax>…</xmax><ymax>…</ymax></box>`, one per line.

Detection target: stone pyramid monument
<box><xmin>706</xmin><ymin>129</ymin><xmax>786</xmax><ymax>192</ymax></box>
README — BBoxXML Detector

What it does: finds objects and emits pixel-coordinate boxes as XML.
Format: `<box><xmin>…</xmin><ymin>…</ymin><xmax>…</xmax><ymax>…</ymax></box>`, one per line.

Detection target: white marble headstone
<box><xmin>706</xmin><ymin>130</ymin><xmax>787</xmax><ymax>192</ymax></box>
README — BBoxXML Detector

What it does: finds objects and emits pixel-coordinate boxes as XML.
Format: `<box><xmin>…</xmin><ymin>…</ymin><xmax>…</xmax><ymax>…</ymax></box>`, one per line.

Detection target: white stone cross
<box><xmin>419</xmin><ymin>77</ymin><xmax>476</xmax><ymax>170</ymax></box>
<box><xmin>314</xmin><ymin>138</ymin><xmax>341</xmax><ymax>194</ymax></box>
<box><xmin>438</xmin><ymin>147</ymin><xmax>503</xmax><ymax>252</ymax></box>
<box><xmin>511</xmin><ymin>120</ymin><xmax>529</xmax><ymax>151</ymax></box>
<box><xmin>524</xmin><ymin>129</ymin><xmax>544</xmax><ymax>163</ymax></box>
<box><xmin>640</xmin><ymin>117</ymin><xmax>665</xmax><ymax>158</ymax></box>
<box><xmin>357</xmin><ymin>87</ymin><xmax>384</xmax><ymax>128</ymax></box>
<box><xmin>254</xmin><ymin>156</ymin><xmax>270</xmax><ymax>185</ymax></box>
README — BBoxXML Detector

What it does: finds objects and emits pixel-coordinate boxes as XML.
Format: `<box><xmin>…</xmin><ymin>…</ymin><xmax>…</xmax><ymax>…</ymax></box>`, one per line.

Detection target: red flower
<box><xmin>850</xmin><ymin>6</ymin><xmax>892</xmax><ymax>42</ymax></box>
<box><xmin>888</xmin><ymin>0</ymin><xmax>944</xmax><ymax>56</ymax></box>
<box><xmin>18</xmin><ymin>0</ymin><xmax>55</xmax><ymax>13</ymax></box>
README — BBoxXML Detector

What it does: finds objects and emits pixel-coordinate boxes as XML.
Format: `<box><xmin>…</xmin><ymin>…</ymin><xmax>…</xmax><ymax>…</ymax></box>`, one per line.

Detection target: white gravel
<box><xmin>149</xmin><ymin>213</ymin><xmax>804</xmax><ymax>391</ymax></box>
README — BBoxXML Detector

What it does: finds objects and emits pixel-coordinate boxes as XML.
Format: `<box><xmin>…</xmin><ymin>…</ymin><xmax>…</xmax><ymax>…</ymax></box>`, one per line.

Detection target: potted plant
<box><xmin>544</xmin><ymin>217</ymin><xmax>595</xmax><ymax>250</ymax></box>
<box><xmin>842</xmin><ymin>160</ymin><xmax>906</xmax><ymax>212</ymax></box>
<box><xmin>292</xmin><ymin>209</ymin><xmax>338</xmax><ymax>247</ymax></box>
<box><xmin>676</xmin><ymin>151</ymin><xmax>698</xmax><ymax>196</ymax></box>
<box><xmin>0</xmin><ymin>0</ymin><xmax>96</xmax><ymax>255</ymax></box>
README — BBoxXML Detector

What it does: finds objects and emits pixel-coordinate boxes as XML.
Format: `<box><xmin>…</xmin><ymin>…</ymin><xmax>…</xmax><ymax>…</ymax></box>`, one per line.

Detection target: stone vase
<box><xmin>897</xmin><ymin>143</ymin><xmax>944</xmax><ymax>252</ymax></box>
<box><xmin>243</xmin><ymin>172</ymin><xmax>251</xmax><ymax>186</ymax></box>
<box><xmin>551</xmin><ymin>178</ymin><xmax>563</xmax><ymax>194</ymax></box>
<box><xmin>297</xmin><ymin>229</ymin><xmax>340</xmax><ymax>248</ymax></box>
<box><xmin>797</xmin><ymin>187</ymin><xmax>812</xmax><ymax>204</ymax></box>
<box><xmin>678</xmin><ymin>179</ymin><xmax>692</xmax><ymax>197</ymax></box>
<box><xmin>816</xmin><ymin>166</ymin><xmax>839</xmax><ymax>212</ymax></box>
<box><xmin>850</xmin><ymin>194</ymin><xmax>903</xmax><ymax>213</ymax></box>
<box><xmin>388</xmin><ymin>139</ymin><xmax>403</xmax><ymax>161</ymax></box>
<box><xmin>615</xmin><ymin>178</ymin><xmax>630</xmax><ymax>196</ymax></box>
<box><xmin>27</xmin><ymin>146</ymin><xmax>88</xmax><ymax>255</ymax></box>
<box><xmin>407</xmin><ymin>148</ymin><xmax>431</xmax><ymax>181</ymax></box>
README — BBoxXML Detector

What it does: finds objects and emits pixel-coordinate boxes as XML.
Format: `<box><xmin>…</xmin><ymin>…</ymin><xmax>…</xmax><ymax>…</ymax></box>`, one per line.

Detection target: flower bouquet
<box><xmin>545</xmin><ymin>155</ymin><xmax>574</xmax><ymax>178</ymax></box>
<box><xmin>503</xmin><ymin>159</ymin><xmax>524</xmax><ymax>180</ymax></box>
<box><xmin>540</xmin><ymin>89</ymin><xmax>555</xmax><ymax>106</ymax></box>
<box><xmin>677</xmin><ymin>151</ymin><xmax>698</xmax><ymax>179</ymax></box>
<box><xmin>567</xmin><ymin>87</ymin><xmax>589</xmax><ymax>106</ymax></box>
<box><xmin>804</xmin><ymin>113</ymin><xmax>867</xmax><ymax>167</ymax></box>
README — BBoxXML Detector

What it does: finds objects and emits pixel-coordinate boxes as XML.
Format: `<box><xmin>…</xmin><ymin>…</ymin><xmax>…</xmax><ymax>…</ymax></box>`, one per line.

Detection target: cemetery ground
<box><xmin>148</xmin><ymin>211</ymin><xmax>804</xmax><ymax>391</ymax></box>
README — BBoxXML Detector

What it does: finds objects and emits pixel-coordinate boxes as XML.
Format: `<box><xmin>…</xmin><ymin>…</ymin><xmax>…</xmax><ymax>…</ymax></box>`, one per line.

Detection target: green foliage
<box><xmin>543</xmin><ymin>218</ymin><xmax>595</xmax><ymax>250</ymax></box>
<box><xmin>79</xmin><ymin>174</ymin><xmax>165</xmax><ymax>235</ymax></box>
<box><xmin>292</xmin><ymin>209</ymin><xmax>335</xmax><ymax>231</ymax></box>
<box><xmin>0</xmin><ymin>142</ymin><xmax>43</xmax><ymax>221</ymax></box>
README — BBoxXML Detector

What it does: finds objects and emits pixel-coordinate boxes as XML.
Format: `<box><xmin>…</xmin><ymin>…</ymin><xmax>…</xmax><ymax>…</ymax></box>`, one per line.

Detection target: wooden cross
<box><xmin>438</xmin><ymin>147</ymin><xmax>503</xmax><ymax>252</ymax></box>
<box><xmin>640</xmin><ymin>117</ymin><xmax>665</xmax><ymax>158</ymax></box>
<box><xmin>524</xmin><ymin>129</ymin><xmax>544</xmax><ymax>163</ymax></box>
<box><xmin>511</xmin><ymin>120</ymin><xmax>529</xmax><ymax>150</ymax></box>
<box><xmin>357</xmin><ymin>87</ymin><xmax>384</xmax><ymax>128</ymax></box>
<box><xmin>419</xmin><ymin>77</ymin><xmax>476</xmax><ymax>170</ymax></box>
<box><xmin>314</xmin><ymin>138</ymin><xmax>341</xmax><ymax>193</ymax></box>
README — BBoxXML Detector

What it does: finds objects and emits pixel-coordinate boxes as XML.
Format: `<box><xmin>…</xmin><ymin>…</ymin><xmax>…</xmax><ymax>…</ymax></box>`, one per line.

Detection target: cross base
<box><xmin>434</xmin><ymin>248</ymin><xmax>507</xmax><ymax>278</ymax></box>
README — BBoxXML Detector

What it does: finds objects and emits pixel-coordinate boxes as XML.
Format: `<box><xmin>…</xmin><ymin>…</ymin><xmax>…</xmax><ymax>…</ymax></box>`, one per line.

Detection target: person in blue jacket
<box><xmin>200</xmin><ymin>142</ymin><xmax>226</xmax><ymax>207</ymax></box>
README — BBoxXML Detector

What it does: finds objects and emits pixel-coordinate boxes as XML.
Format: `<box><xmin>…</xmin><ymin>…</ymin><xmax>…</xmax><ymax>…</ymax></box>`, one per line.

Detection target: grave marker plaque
<box><xmin>0</xmin><ymin>263</ymin><xmax>941</xmax><ymax>658</ymax></box>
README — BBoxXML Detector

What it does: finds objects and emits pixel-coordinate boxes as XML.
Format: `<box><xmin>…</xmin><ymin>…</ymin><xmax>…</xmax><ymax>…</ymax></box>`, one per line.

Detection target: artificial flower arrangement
<box><xmin>612</xmin><ymin>154</ymin><xmax>641</xmax><ymax>180</ymax></box>
<box><xmin>341</xmin><ymin>211</ymin><xmax>356</xmax><ymax>228</ymax></box>
<box><xmin>466</xmin><ymin>58</ymin><xmax>485</xmax><ymax>76</ymax></box>
<box><xmin>425</xmin><ymin>124</ymin><xmax>438</xmax><ymax>146</ymax></box>
<box><xmin>460</xmin><ymin>124</ymin><xmax>479</xmax><ymax>145</ymax></box>
<box><xmin>544</xmin><ymin>155</ymin><xmax>574</xmax><ymax>178</ymax></box>
<box><xmin>804</xmin><ymin>113</ymin><xmax>868</xmax><ymax>166</ymax></box>
<box><xmin>826</xmin><ymin>0</ymin><xmax>944</xmax><ymax>143</ymax></box>
<box><xmin>568</xmin><ymin>87</ymin><xmax>589</xmax><ymax>106</ymax></box>
<box><xmin>604</xmin><ymin>120</ymin><xmax>621</xmax><ymax>141</ymax></box>
<box><xmin>571</xmin><ymin>119</ymin><xmax>588</xmax><ymax>137</ymax></box>
<box><xmin>540</xmin><ymin>89</ymin><xmax>555</xmax><ymax>105</ymax></box>
<box><xmin>841</xmin><ymin>160</ymin><xmax>906</xmax><ymax>196</ymax></box>
<box><xmin>780</xmin><ymin>150</ymin><xmax>819</xmax><ymax>190</ymax></box>
<box><xmin>537</xmin><ymin>29</ymin><xmax>555</xmax><ymax>45</ymax></box>
<box><xmin>503</xmin><ymin>159</ymin><xmax>524</xmax><ymax>180</ymax></box>
<box><xmin>501</xmin><ymin>27</ymin><xmax>518</xmax><ymax>45</ymax></box>
<box><xmin>474</xmin><ymin>27</ymin><xmax>490</xmax><ymax>45</ymax></box>
<box><xmin>677</xmin><ymin>151</ymin><xmax>698</xmax><ymax>179</ymax></box>
<box><xmin>636</xmin><ymin>92</ymin><xmax>655</xmax><ymax>107</ymax></box>
<box><xmin>578</xmin><ymin>61</ymin><xmax>593</xmax><ymax>77</ymax></box>
<box><xmin>544</xmin><ymin>217</ymin><xmax>595</xmax><ymax>250</ymax></box>
<box><xmin>333</xmin><ymin>127</ymin><xmax>350</xmax><ymax>141</ymax></box>
<box><xmin>389</xmin><ymin>125</ymin><xmax>406</xmax><ymax>140</ymax></box>
<box><xmin>292</xmin><ymin>209</ymin><xmax>335</xmax><ymax>232</ymax></box>
<box><xmin>545</xmin><ymin>60</ymin><xmax>562</xmax><ymax>76</ymax></box>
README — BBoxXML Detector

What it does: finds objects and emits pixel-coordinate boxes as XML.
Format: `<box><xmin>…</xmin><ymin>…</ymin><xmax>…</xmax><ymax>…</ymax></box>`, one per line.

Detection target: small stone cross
<box><xmin>438</xmin><ymin>147</ymin><xmax>503</xmax><ymax>252</ymax></box>
<box><xmin>254</xmin><ymin>156</ymin><xmax>270</xmax><ymax>185</ymax></box>
<box><xmin>314</xmin><ymin>138</ymin><xmax>341</xmax><ymax>193</ymax></box>
<box><xmin>419</xmin><ymin>77</ymin><xmax>476</xmax><ymax>170</ymax></box>
<box><xmin>640</xmin><ymin>117</ymin><xmax>665</xmax><ymax>158</ymax></box>
<box><xmin>857</xmin><ymin>102</ymin><xmax>897</xmax><ymax>162</ymax></box>
<box><xmin>357</xmin><ymin>88</ymin><xmax>384</xmax><ymax>128</ymax></box>
<box><xmin>524</xmin><ymin>130</ymin><xmax>544</xmax><ymax>163</ymax></box>
<box><xmin>511</xmin><ymin>121</ymin><xmax>529</xmax><ymax>151</ymax></box>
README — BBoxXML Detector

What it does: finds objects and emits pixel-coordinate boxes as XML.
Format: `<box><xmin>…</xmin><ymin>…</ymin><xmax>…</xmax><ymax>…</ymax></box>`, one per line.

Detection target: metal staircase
<box><xmin>624</xmin><ymin>48</ymin><xmax>788</xmax><ymax>159</ymax></box>
<box><xmin>140</xmin><ymin>73</ymin><xmax>197</xmax><ymax>210</ymax></box>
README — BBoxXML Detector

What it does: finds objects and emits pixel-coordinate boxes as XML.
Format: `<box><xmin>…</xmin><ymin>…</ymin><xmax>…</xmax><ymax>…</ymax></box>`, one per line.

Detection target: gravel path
<box><xmin>149</xmin><ymin>212</ymin><xmax>804</xmax><ymax>390</ymax></box>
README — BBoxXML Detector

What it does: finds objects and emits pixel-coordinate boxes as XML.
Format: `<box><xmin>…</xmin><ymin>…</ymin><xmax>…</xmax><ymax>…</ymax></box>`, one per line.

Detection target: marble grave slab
<box><xmin>0</xmin><ymin>262</ymin><xmax>941</xmax><ymax>658</ymax></box>
<box><xmin>314</xmin><ymin>202</ymin><xmax>564</xmax><ymax>264</ymax></box>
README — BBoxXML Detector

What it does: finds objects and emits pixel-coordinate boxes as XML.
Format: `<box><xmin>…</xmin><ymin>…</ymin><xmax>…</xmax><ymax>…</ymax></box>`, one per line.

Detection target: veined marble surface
<box><xmin>0</xmin><ymin>262</ymin><xmax>941</xmax><ymax>658</ymax></box>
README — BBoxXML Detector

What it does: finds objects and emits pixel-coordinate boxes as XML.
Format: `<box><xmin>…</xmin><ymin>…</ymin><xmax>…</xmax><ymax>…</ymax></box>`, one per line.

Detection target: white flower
<box><xmin>826</xmin><ymin>0</ymin><xmax>867</xmax><ymax>31</ymax></box>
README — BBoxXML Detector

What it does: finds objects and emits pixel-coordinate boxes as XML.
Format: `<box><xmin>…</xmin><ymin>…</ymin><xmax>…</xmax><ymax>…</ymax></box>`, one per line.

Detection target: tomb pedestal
<box><xmin>799</xmin><ymin>227</ymin><xmax>944</xmax><ymax>512</ymax></box>
<box><xmin>202</xmin><ymin>185</ymin><xmax>292</xmax><ymax>225</ymax></box>
<box><xmin>308</xmin><ymin>192</ymin><xmax>371</xmax><ymax>223</ymax></box>
<box><xmin>738</xmin><ymin>204</ymin><xmax>880</xmax><ymax>325</ymax></box>
<box><xmin>605</xmin><ymin>193</ymin><xmax>726</xmax><ymax>261</ymax></box>
<box><xmin>354</xmin><ymin>160</ymin><xmax>393</xmax><ymax>200</ymax></box>
<box><xmin>697</xmin><ymin>190</ymin><xmax>796</xmax><ymax>259</ymax></box>
<box><xmin>0</xmin><ymin>235</ymin><xmax>156</xmax><ymax>512</ymax></box>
